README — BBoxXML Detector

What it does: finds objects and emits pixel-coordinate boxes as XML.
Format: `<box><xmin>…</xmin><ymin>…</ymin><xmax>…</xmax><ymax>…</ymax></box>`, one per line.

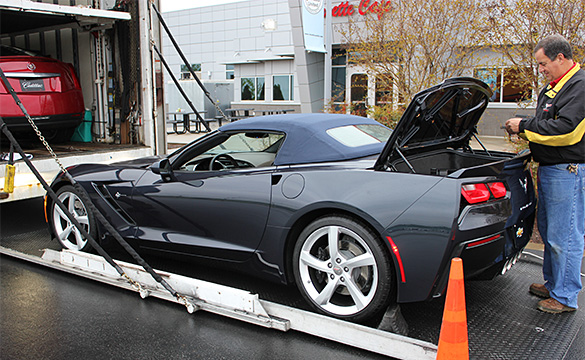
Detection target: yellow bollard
<box><xmin>4</xmin><ymin>164</ymin><xmax>15</xmax><ymax>193</ymax></box>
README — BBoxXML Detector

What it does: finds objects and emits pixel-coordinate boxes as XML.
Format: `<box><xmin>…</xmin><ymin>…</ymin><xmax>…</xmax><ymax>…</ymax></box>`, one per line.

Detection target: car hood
<box><xmin>374</xmin><ymin>77</ymin><xmax>492</xmax><ymax>170</ymax></box>
<box><xmin>111</xmin><ymin>155</ymin><xmax>163</xmax><ymax>168</ymax></box>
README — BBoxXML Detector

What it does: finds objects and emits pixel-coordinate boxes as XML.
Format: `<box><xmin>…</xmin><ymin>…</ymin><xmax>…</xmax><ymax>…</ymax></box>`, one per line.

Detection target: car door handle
<box><xmin>186</xmin><ymin>180</ymin><xmax>204</xmax><ymax>187</ymax></box>
<box><xmin>271</xmin><ymin>174</ymin><xmax>282</xmax><ymax>185</ymax></box>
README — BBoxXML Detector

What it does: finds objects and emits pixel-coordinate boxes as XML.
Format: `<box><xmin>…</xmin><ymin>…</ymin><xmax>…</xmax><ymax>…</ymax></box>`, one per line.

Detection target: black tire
<box><xmin>292</xmin><ymin>215</ymin><xmax>394</xmax><ymax>322</ymax></box>
<box><xmin>50</xmin><ymin>185</ymin><xmax>96</xmax><ymax>252</ymax></box>
<box><xmin>42</xmin><ymin>126</ymin><xmax>75</xmax><ymax>143</ymax></box>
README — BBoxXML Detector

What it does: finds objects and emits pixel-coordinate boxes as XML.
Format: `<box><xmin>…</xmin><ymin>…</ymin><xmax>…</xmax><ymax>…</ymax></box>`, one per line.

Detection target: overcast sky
<box><xmin>159</xmin><ymin>0</ymin><xmax>248</xmax><ymax>12</ymax></box>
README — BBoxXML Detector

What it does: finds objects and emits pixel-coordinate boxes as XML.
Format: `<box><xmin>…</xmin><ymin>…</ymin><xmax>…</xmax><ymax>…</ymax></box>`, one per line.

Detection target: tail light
<box><xmin>487</xmin><ymin>182</ymin><xmax>507</xmax><ymax>198</ymax></box>
<box><xmin>461</xmin><ymin>183</ymin><xmax>490</xmax><ymax>204</ymax></box>
<box><xmin>461</xmin><ymin>181</ymin><xmax>507</xmax><ymax>205</ymax></box>
<box><xmin>67</xmin><ymin>64</ymin><xmax>82</xmax><ymax>90</ymax></box>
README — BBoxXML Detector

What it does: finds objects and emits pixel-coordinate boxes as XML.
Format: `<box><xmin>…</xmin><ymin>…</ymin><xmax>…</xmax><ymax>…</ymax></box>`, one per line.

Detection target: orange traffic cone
<box><xmin>436</xmin><ymin>257</ymin><xmax>469</xmax><ymax>360</ymax></box>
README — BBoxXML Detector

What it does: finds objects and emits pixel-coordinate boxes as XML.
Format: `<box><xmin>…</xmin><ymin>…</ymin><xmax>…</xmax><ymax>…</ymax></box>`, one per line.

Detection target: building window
<box><xmin>256</xmin><ymin>77</ymin><xmax>265</xmax><ymax>100</ymax></box>
<box><xmin>226</xmin><ymin>65</ymin><xmax>234</xmax><ymax>80</ymax></box>
<box><xmin>375</xmin><ymin>75</ymin><xmax>393</xmax><ymax>105</ymax></box>
<box><xmin>350</xmin><ymin>73</ymin><xmax>368</xmax><ymax>117</ymax></box>
<box><xmin>241</xmin><ymin>77</ymin><xmax>265</xmax><ymax>101</ymax></box>
<box><xmin>180</xmin><ymin>63</ymin><xmax>201</xmax><ymax>80</ymax></box>
<box><xmin>273</xmin><ymin>75</ymin><xmax>294</xmax><ymax>101</ymax></box>
<box><xmin>474</xmin><ymin>67</ymin><xmax>531</xmax><ymax>103</ymax></box>
<box><xmin>332</xmin><ymin>48</ymin><xmax>346</xmax><ymax>103</ymax></box>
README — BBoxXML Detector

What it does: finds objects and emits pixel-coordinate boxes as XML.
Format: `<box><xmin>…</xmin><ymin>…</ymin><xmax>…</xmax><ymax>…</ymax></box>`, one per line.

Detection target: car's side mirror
<box><xmin>151</xmin><ymin>158</ymin><xmax>173</xmax><ymax>181</ymax></box>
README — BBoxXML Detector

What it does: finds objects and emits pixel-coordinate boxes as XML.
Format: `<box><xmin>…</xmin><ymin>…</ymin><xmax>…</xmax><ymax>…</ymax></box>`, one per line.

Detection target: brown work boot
<box><xmin>537</xmin><ymin>298</ymin><xmax>577</xmax><ymax>314</ymax></box>
<box><xmin>529</xmin><ymin>283</ymin><xmax>550</xmax><ymax>298</ymax></box>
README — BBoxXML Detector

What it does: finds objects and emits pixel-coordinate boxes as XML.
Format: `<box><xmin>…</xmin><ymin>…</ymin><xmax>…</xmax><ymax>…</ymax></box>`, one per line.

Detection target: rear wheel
<box><xmin>51</xmin><ymin>185</ymin><xmax>95</xmax><ymax>252</ymax></box>
<box><xmin>293</xmin><ymin>215</ymin><xmax>394</xmax><ymax>322</ymax></box>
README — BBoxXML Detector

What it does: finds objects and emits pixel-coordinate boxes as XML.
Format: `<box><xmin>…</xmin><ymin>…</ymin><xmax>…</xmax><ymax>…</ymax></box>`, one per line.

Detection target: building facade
<box><xmin>161</xmin><ymin>0</ymin><xmax>532</xmax><ymax>136</ymax></box>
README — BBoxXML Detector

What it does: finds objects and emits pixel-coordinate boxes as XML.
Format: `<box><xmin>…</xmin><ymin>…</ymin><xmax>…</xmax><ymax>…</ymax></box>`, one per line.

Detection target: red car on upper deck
<box><xmin>0</xmin><ymin>45</ymin><xmax>84</xmax><ymax>143</ymax></box>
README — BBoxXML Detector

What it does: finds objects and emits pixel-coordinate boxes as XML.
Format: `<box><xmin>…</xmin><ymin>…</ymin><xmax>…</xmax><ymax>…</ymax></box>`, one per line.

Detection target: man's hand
<box><xmin>505</xmin><ymin>117</ymin><xmax>522</xmax><ymax>134</ymax></box>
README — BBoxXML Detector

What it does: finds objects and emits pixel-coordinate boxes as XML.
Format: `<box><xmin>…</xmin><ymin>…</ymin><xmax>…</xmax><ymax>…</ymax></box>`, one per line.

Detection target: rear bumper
<box><xmin>0</xmin><ymin>90</ymin><xmax>84</xmax><ymax>121</ymax></box>
<box><xmin>2</xmin><ymin>112</ymin><xmax>83</xmax><ymax>132</ymax></box>
<box><xmin>431</xmin><ymin>208</ymin><xmax>536</xmax><ymax>299</ymax></box>
<box><xmin>460</xmin><ymin>209</ymin><xmax>535</xmax><ymax>279</ymax></box>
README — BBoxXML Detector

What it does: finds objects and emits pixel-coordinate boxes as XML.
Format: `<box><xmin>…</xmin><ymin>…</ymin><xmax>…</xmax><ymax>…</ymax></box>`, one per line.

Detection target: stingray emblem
<box><xmin>519</xmin><ymin>177</ymin><xmax>528</xmax><ymax>193</ymax></box>
<box><xmin>516</xmin><ymin>227</ymin><xmax>524</xmax><ymax>238</ymax></box>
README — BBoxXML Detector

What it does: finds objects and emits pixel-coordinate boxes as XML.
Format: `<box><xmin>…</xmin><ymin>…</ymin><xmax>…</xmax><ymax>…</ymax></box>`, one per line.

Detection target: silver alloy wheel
<box><xmin>297</xmin><ymin>225</ymin><xmax>378</xmax><ymax>316</ymax></box>
<box><xmin>52</xmin><ymin>190</ymin><xmax>90</xmax><ymax>250</ymax></box>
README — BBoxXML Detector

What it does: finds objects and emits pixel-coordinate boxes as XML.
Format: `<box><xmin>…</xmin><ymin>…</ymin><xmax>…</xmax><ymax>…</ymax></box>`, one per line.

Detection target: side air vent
<box><xmin>93</xmin><ymin>183</ymin><xmax>136</xmax><ymax>225</ymax></box>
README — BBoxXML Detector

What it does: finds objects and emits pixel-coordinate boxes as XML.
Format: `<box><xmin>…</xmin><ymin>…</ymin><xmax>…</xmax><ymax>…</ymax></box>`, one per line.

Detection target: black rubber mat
<box><xmin>2</xmin><ymin>231</ymin><xmax>584</xmax><ymax>360</ymax></box>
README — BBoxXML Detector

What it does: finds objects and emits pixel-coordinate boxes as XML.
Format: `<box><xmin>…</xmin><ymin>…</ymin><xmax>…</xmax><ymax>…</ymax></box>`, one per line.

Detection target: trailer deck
<box><xmin>0</xmin><ymin>142</ymin><xmax>152</xmax><ymax>202</ymax></box>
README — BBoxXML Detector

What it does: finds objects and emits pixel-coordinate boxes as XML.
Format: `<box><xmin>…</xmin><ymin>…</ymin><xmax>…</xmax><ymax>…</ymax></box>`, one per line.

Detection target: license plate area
<box><xmin>20</xmin><ymin>78</ymin><xmax>45</xmax><ymax>92</ymax></box>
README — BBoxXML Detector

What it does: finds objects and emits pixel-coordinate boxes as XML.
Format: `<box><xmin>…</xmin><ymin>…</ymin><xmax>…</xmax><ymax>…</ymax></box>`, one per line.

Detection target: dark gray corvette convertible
<box><xmin>46</xmin><ymin>78</ymin><xmax>536</xmax><ymax>322</ymax></box>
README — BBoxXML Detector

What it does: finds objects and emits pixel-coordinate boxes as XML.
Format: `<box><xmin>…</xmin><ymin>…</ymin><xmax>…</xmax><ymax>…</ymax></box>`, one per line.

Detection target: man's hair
<box><xmin>534</xmin><ymin>34</ymin><xmax>573</xmax><ymax>60</ymax></box>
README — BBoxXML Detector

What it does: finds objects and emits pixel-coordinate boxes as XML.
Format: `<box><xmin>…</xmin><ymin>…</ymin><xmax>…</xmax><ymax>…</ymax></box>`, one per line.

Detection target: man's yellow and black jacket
<box><xmin>519</xmin><ymin>63</ymin><xmax>585</xmax><ymax>165</ymax></box>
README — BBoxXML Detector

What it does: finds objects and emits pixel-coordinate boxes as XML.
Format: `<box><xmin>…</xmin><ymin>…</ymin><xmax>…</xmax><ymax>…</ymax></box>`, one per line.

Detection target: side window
<box><xmin>180</xmin><ymin>63</ymin><xmax>201</xmax><ymax>80</ymax></box>
<box><xmin>177</xmin><ymin>132</ymin><xmax>284</xmax><ymax>172</ymax></box>
<box><xmin>241</xmin><ymin>77</ymin><xmax>265</xmax><ymax>101</ymax></box>
<box><xmin>474</xmin><ymin>67</ymin><xmax>532</xmax><ymax>103</ymax></box>
<box><xmin>273</xmin><ymin>75</ymin><xmax>294</xmax><ymax>101</ymax></box>
<box><xmin>226</xmin><ymin>65</ymin><xmax>234</xmax><ymax>80</ymax></box>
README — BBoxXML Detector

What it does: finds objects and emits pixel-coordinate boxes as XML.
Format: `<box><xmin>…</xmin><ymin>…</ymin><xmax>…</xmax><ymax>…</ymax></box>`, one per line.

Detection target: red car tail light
<box><xmin>461</xmin><ymin>183</ymin><xmax>490</xmax><ymax>204</ymax></box>
<box><xmin>65</xmin><ymin>63</ymin><xmax>82</xmax><ymax>90</ymax></box>
<box><xmin>488</xmin><ymin>182</ymin><xmax>507</xmax><ymax>198</ymax></box>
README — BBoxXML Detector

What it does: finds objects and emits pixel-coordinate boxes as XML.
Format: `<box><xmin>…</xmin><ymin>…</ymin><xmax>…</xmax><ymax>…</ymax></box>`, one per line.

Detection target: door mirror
<box><xmin>151</xmin><ymin>158</ymin><xmax>173</xmax><ymax>181</ymax></box>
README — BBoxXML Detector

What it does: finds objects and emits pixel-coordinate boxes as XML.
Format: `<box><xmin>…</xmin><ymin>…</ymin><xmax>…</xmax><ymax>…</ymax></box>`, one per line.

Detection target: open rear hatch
<box><xmin>374</xmin><ymin>77</ymin><xmax>495</xmax><ymax>173</ymax></box>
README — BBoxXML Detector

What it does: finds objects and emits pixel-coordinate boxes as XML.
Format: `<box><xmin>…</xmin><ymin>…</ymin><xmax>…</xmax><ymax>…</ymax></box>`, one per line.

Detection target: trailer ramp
<box><xmin>0</xmin><ymin>246</ymin><xmax>437</xmax><ymax>360</ymax></box>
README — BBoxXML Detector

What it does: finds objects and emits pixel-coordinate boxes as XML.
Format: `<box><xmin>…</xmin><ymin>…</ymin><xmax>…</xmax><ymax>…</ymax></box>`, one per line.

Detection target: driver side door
<box><xmin>131</xmin><ymin>131</ymin><xmax>283</xmax><ymax>262</ymax></box>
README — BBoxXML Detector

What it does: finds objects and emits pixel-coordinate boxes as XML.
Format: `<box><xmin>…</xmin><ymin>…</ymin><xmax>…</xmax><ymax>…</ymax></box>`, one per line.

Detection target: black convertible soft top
<box><xmin>219</xmin><ymin>113</ymin><xmax>390</xmax><ymax>165</ymax></box>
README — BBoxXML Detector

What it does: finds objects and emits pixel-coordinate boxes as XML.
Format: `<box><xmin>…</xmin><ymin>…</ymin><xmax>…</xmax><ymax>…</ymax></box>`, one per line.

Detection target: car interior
<box><xmin>177</xmin><ymin>131</ymin><xmax>285</xmax><ymax>171</ymax></box>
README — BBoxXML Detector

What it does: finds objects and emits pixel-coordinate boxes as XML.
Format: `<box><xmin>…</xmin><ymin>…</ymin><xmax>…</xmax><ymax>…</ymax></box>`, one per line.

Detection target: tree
<box><xmin>336</xmin><ymin>0</ymin><xmax>489</xmax><ymax>108</ymax></box>
<box><xmin>485</xmin><ymin>0</ymin><xmax>585</xmax><ymax>101</ymax></box>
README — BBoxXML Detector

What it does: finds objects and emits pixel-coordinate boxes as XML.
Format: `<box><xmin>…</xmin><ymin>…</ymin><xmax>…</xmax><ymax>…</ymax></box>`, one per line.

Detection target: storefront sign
<box><xmin>302</xmin><ymin>0</ymin><xmax>326</xmax><ymax>53</ymax></box>
<box><xmin>304</xmin><ymin>0</ymin><xmax>325</xmax><ymax>14</ymax></box>
<box><xmin>331</xmin><ymin>0</ymin><xmax>392</xmax><ymax>20</ymax></box>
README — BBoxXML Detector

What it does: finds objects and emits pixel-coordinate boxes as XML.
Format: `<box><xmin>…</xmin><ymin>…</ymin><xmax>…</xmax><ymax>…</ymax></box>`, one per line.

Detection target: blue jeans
<box><xmin>538</xmin><ymin>163</ymin><xmax>585</xmax><ymax>308</ymax></box>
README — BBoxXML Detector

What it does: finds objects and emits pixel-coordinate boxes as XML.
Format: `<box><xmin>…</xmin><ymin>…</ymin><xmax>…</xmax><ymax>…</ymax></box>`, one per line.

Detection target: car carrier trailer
<box><xmin>0</xmin><ymin>0</ymin><xmax>167</xmax><ymax>203</ymax></box>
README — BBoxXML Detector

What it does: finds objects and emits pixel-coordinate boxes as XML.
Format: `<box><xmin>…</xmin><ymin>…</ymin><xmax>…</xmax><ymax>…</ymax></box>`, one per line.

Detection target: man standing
<box><xmin>506</xmin><ymin>34</ymin><xmax>585</xmax><ymax>314</ymax></box>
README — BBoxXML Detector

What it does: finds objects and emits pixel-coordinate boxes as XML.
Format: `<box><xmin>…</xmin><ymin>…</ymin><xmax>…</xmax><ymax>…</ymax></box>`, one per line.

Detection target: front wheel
<box><xmin>292</xmin><ymin>215</ymin><xmax>394</xmax><ymax>322</ymax></box>
<box><xmin>51</xmin><ymin>185</ymin><xmax>96</xmax><ymax>252</ymax></box>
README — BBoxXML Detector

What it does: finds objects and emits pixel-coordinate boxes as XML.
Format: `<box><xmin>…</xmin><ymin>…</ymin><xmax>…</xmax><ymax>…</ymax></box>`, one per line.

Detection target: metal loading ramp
<box><xmin>1</xmin><ymin>227</ymin><xmax>584</xmax><ymax>359</ymax></box>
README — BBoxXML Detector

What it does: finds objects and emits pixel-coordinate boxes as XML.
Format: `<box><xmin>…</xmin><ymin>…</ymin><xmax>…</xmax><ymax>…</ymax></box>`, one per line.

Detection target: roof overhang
<box><xmin>222</xmin><ymin>54</ymin><xmax>294</xmax><ymax>65</ymax></box>
<box><xmin>223</xmin><ymin>60</ymin><xmax>262</xmax><ymax>65</ymax></box>
<box><xmin>0</xmin><ymin>0</ymin><xmax>131</xmax><ymax>37</ymax></box>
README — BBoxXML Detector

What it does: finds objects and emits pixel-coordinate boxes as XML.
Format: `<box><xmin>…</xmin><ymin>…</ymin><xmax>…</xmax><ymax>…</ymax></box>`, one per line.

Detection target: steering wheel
<box><xmin>209</xmin><ymin>153</ymin><xmax>239</xmax><ymax>170</ymax></box>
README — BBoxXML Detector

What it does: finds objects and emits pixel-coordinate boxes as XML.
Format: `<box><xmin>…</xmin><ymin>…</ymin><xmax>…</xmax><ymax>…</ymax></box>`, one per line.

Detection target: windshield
<box><xmin>204</xmin><ymin>132</ymin><xmax>284</xmax><ymax>155</ymax></box>
<box><xmin>0</xmin><ymin>45</ymin><xmax>41</xmax><ymax>57</ymax></box>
